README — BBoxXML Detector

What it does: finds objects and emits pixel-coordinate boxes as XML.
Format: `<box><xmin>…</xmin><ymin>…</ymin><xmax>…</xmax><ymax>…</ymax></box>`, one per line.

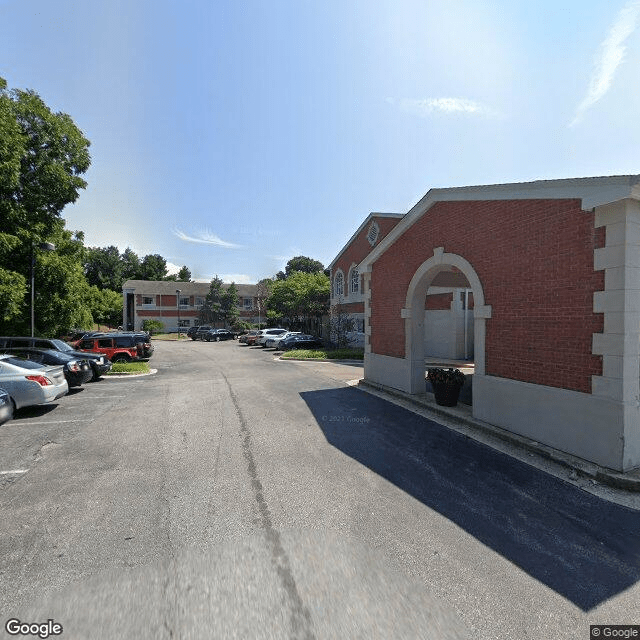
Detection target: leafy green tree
<box><xmin>121</xmin><ymin>247</ymin><xmax>142</xmax><ymax>281</ymax></box>
<box><xmin>221</xmin><ymin>282</ymin><xmax>239</xmax><ymax>327</ymax></box>
<box><xmin>0</xmin><ymin>77</ymin><xmax>90</xmax><ymax>238</ymax></box>
<box><xmin>268</xmin><ymin>271</ymin><xmax>329</xmax><ymax>333</ymax></box>
<box><xmin>84</xmin><ymin>245</ymin><xmax>123</xmax><ymax>290</ymax></box>
<box><xmin>284</xmin><ymin>256</ymin><xmax>324</xmax><ymax>278</ymax></box>
<box><xmin>139</xmin><ymin>254</ymin><xmax>168</xmax><ymax>281</ymax></box>
<box><xmin>201</xmin><ymin>276</ymin><xmax>224</xmax><ymax>324</ymax></box>
<box><xmin>0</xmin><ymin>76</ymin><xmax>91</xmax><ymax>335</ymax></box>
<box><xmin>86</xmin><ymin>286</ymin><xmax>123</xmax><ymax>328</ymax></box>
<box><xmin>177</xmin><ymin>265</ymin><xmax>191</xmax><ymax>281</ymax></box>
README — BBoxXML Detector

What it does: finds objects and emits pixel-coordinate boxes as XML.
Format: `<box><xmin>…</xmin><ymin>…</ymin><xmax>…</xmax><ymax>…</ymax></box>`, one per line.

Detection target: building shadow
<box><xmin>300</xmin><ymin>386</ymin><xmax>640</xmax><ymax>611</ymax></box>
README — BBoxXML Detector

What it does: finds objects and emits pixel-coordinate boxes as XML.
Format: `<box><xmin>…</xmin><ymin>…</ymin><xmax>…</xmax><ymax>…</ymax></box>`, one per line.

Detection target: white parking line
<box><xmin>21</xmin><ymin>420</ymin><xmax>91</xmax><ymax>425</ymax></box>
<box><xmin>0</xmin><ymin>470</ymin><xmax>28</xmax><ymax>475</ymax></box>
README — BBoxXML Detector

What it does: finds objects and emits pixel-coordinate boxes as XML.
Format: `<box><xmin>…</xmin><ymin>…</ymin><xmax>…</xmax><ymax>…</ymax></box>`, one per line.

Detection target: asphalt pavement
<box><xmin>0</xmin><ymin>340</ymin><xmax>638</xmax><ymax>639</ymax></box>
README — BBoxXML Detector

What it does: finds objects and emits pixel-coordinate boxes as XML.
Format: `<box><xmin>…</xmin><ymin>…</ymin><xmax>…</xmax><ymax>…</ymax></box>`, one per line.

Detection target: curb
<box><xmin>102</xmin><ymin>368</ymin><xmax>158</xmax><ymax>379</ymax></box>
<box><xmin>276</xmin><ymin>355</ymin><xmax>364</xmax><ymax>364</ymax></box>
<box><xmin>357</xmin><ymin>380</ymin><xmax>640</xmax><ymax>493</ymax></box>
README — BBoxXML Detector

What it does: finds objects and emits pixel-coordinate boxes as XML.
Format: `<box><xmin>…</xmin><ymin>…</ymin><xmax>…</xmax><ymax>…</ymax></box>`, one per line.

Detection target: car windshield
<box><xmin>50</xmin><ymin>339</ymin><xmax>73</xmax><ymax>352</ymax></box>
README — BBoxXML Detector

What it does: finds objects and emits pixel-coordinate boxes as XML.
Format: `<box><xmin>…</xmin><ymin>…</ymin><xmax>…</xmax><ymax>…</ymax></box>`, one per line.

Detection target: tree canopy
<box><xmin>0</xmin><ymin>76</ymin><xmax>93</xmax><ymax>335</ymax></box>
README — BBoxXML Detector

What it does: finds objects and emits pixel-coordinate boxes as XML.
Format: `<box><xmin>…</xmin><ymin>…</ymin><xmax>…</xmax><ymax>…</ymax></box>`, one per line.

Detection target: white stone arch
<box><xmin>402</xmin><ymin>247</ymin><xmax>491</xmax><ymax>394</ymax></box>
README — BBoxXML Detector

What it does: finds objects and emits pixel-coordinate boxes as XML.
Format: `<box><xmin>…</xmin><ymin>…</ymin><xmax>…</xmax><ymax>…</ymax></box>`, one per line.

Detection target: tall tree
<box><xmin>284</xmin><ymin>256</ymin><xmax>325</xmax><ymax>278</ymax></box>
<box><xmin>268</xmin><ymin>271</ymin><xmax>329</xmax><ymax>333</ymax></box>
<box><xmin>220</xmin><ymin>282</ymin><xmax>239</xmax><ymax>327</ymax></box>
<box><xmin>177</xmin><ymin>265</ymin><xmax>191</xmax><ymax>281</ymax></box>
<box><xmin>121</xmin><ymin>247</ymin><xmax>142</xmax><ymax>282</ymax></box>
<box><xmin>139</xmin><ymin>254</ymin><xmax>168</xmax><ymax>281</ymax></box>
<box><xmin>0</xmin><ymin>76</ymin><xmax>91</xmax><ymax>334</ymax></box>
<box><xmin>201</xmin><ymin>276</ymin><xmax>224</xmax><ymax>324</ymax></box>
<box><xmin>84</xmin><ymin>245</ymin><xmax>123</xmax><ymax>291</ymax></box>
<box><xmin>0</xmin><ymin>77</ymin><xmax>90</xmax><ymax>238</ymax></box>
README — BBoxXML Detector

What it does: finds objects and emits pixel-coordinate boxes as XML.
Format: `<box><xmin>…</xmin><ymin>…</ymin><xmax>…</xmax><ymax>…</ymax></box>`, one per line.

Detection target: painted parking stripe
<box><xmin>21</xmin><ymin>419</ymin><xmax>91</xmax><ymax>425</ymax></box>
<box><xmin>0</xmin><ymin>470</ymin><xmax>28</xmax><ymax>475</ymax></box>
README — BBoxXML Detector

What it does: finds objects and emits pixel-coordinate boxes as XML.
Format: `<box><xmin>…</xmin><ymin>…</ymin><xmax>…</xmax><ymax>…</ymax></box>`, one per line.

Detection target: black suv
<box><xmin>0</xmin><ymin>336</ymin><xmax>112</xmax><ymax>380</ymax></box>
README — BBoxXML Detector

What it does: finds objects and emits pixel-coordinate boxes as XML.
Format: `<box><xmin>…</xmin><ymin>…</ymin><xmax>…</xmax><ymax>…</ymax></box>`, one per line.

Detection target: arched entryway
<box><xmin>402</xmin><ymin>248</ymin><xmax>491</xmax><ymax>395</ymax></box>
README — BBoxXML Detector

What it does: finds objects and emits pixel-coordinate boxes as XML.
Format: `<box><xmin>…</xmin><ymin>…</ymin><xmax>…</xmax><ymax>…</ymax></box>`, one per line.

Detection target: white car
<box><xmin>256</xmin><ymin>328</ymin><xmax>289</xmax><ymax>347</ymax></box>
<box><xmin>0</xmin><ymin>354</ymin><xmax>69</xmax><ymax>409</ymax></box>
<box><xmin>264</xmin><ymin>331</ymin><xmax>300</xmax><ymax>349</ymax></box>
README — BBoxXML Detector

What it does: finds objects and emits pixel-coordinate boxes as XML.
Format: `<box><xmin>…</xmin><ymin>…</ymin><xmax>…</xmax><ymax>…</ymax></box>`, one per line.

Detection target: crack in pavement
<box><xmin>221</xmin><ymin>372</ymin><xmax>316</xmax><ymax>640</ymax></box>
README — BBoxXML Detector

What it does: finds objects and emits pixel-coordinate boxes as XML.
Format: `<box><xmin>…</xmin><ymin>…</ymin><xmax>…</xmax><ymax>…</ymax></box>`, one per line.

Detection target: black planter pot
<box><xmin>431</xmin><ymin>382</ymin><xmax>462</xmax><ymax>407</ymax></box>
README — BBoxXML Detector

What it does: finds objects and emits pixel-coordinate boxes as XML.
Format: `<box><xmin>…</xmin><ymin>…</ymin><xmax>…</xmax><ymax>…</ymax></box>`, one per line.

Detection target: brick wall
<box><xmin>371</xmin><ymin>199</ymin><xmax>605</xmax><ymax>393</ymax></box>
<box><xmin>425</xmin><ymin>293</ymin><xmax>453</xmax><ymax>310</ymax></box>
<box><xmin>333</xmin><ymin>216</ymin><xmax>402</xmax><ymax>298</ymax></box>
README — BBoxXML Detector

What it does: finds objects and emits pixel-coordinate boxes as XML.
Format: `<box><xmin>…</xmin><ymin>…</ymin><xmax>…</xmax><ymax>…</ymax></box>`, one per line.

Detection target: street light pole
<box><xmin>176</xmin><ymin>289</ymin><xmax>181</xmax><ymax>338</ymax></box>
<box><xmin>31</xmin><ymin>241</ymin><xmax>56</xmax><ymax>337</ymax></box>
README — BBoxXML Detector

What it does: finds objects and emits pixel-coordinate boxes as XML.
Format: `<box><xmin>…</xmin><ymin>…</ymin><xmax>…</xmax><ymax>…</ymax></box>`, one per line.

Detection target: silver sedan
<box><xmin>0</xmin><ymin>355</ymin><xmax>69</xmax><ymax>410</ymax></box>
<box><xmin>0</xmin><ymin>387</ymin><xmax>13</xmax><ymax>425</ymax></box>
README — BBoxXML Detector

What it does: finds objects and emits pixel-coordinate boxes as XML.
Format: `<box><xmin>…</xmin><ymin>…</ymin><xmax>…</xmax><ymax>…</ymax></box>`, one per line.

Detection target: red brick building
<box><xmin>360</xmin><ymin>175</ymin><xmax>640</xmax><ymax>472</ymax></box>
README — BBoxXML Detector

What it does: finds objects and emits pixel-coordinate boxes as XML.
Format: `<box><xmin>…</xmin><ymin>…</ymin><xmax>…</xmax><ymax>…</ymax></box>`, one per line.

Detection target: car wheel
<box><xmin>216</xmin><ymin>336</ymin><xmax>220</xmax><ymax>342</ymax></box>
<box><xmin>112</xmin><ymin>355</ymin><xmax>130</xmax><ymax>363</ymax></box>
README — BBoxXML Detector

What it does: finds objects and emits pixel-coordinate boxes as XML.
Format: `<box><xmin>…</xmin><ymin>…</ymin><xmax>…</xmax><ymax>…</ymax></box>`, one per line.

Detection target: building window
<box><xmin>142</xmin><ymin>296</ymin><xmax>154</xmax><ymax>307</ymax></box>
<box><xmin>243</xmin><ymin>298</ymin><xmax>253</xmax><ymax>310</ymax></box>
<box><xmin>179</xmin><ymin>319</ymin><xmax>190</xmax><ymax>327</ymax></box>
<box><xmin>195</xmin><ymin>297</ymin><xmax>204</xmax><ymax>309</ymax></box>
<box><xmin>334</xmin><ymin>271</ymin><xmax>344</xmax><ymax>297</ymax></box>
<box><xmin>367</xmin><ymin>221</ymin><xmax>380</xmax><ymax>246</ymax></box>
<box><xmin>350</xmin><ymin>267</ymin><xmax>359</xmax><ymax>294</ymax></box>
<box><xmin>179</xmin><ymin>296</ymin><xmax>189</xmax><ymax>308</ymax></box>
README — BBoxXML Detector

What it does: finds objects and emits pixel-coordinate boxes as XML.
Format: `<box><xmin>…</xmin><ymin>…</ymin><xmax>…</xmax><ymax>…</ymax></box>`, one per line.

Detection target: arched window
<box><xmin>334</xmin><ymin>271</ymin><xmax>344</xmax><ymax>297</ymax></box>
<box><xmin>350</xmin><ymin>267</ymin><xmax>359</xmax><ymax>294</ymax></box>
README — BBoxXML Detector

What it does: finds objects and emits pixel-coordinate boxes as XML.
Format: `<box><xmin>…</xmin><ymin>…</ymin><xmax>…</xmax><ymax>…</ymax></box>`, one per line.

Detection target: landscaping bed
<box><xmin>280</xmin><ymin>348</ymin><xmax>364</xmax><ymax>360</ymax></box>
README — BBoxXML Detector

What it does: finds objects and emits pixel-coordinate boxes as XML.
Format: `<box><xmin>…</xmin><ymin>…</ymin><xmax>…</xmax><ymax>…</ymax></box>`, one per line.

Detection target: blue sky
<box><xmin>2</xmin><ymin>0</ymin><xmax>640</xmax><ymax>283</ymax></box>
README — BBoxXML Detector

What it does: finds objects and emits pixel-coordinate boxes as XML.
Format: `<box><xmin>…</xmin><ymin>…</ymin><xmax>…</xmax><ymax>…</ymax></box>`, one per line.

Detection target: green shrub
<box><xmin>142</xmin><ymin>319</ymin><xmax>164</xmax><ymax>335</ymax></box>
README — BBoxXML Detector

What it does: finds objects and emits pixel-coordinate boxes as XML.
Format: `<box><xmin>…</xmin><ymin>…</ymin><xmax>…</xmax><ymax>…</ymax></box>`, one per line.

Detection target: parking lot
<box><xmin>1</xmin><ymin>339</ymin><xmax>639</xmax><ymax>640</ymax></box>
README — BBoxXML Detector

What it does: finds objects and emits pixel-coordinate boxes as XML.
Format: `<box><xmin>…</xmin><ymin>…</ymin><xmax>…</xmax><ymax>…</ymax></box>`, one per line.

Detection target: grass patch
<box><xmin>107</xmin><ymin>362</ymin><xmax>151</xmax><ymax>375</ymax></box>
<box><xmin>281</xmin><ymin>348</ymin><xmax>364</xmax><ymax>360</ymax></box>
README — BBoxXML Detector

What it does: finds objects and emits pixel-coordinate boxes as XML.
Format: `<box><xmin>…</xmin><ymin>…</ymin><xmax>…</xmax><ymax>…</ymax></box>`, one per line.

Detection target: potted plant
<box><xmin>427</xmin><ymin>368</ymin><xmax>466</xmax><ymax>407</ymax></box>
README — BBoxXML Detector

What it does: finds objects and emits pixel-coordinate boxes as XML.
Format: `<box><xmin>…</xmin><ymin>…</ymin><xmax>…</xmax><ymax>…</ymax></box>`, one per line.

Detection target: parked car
<box><xmin>93</xmin><ymin>332</ymin><xmax>154</xmax><ymax>358</ymax></box>
<box><xmin>256</xmin><ymin>328</ymin><xmax>288</xmax><ymax>347</ymax></box>
<box><xmin>193</xmin><ymin>326</ymin><xmax>213</xmax><ymax>341</ymax></box>
<box><xmin>279</xmin><ymin>334</ymin><xmax>324</xmax><ymax>351</ymax></box>
<box><xmin>0</xmin><ymin>336</ymin><xmax>112</xmax><ymax>381</ymax></box>
<box><xmin>264</xmin><ymin>331</ymin><xmax>300</xmax><ymax>349</ymax></box>
<box><xmin>187</xmin><ymin>326</ymin><xmax>201</xmax><ymax>340</ymax></box>
<box><xmin>2</xmin><ymin>348</ymin><xmax>93</xmax><ymax>387</ymax></box>
<box><xmin>203</xmin><ymin>329</ymin><xmax>235</xmax><ymax>342</ymax></box>
<box><xmin>77</xmin><ymin>334</ymin><xmax>142</xmax><ymax>363</ymax></box>
<box><xmin>0</xmin><ymin>387</ymin><xmax>14</xmax><ymax>425</ymax></box>
<box><xmin>239</xmin><ymin>330</ymin><xmax>260</xmax><ymax>345</ymax></box>
<box><xmin>0</xmin><ymin>354</ymin><xmax>68</xmax><ymax>409</ymax></box>
<box><xmin>244</xmin><ymin>330</ymin><xmax>264</xmax><ymax>346</ymax></box>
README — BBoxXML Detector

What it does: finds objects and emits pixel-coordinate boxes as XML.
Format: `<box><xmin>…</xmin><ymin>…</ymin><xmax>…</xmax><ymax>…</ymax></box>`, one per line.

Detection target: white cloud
<box><xmin>165</xmin><ymin>261</ymin><xmax>180</xmax><ymax>275</ymax></box>
<box><xmin>196</xmin><ymin>274</ymin><xmax>253</xmax><ymax>284</ymax></box>
<box><xmin>172</xmin><ymin>228</ymin><xmax>243</xmax><ymax>248</ymax></box>
<box><xmin>386</xmin><ymin>96</ymin><xmax>497</xmax><ymax>118</ymax></box>
<box><xmin>219</xmin><ymin>274</ymin><xmax>253</xmax><ymax>284</ymax></box>
<box><xmin>570</xmin><ymin>0</ymin><xmax>640</xmax><ymax>127</ymax></box>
